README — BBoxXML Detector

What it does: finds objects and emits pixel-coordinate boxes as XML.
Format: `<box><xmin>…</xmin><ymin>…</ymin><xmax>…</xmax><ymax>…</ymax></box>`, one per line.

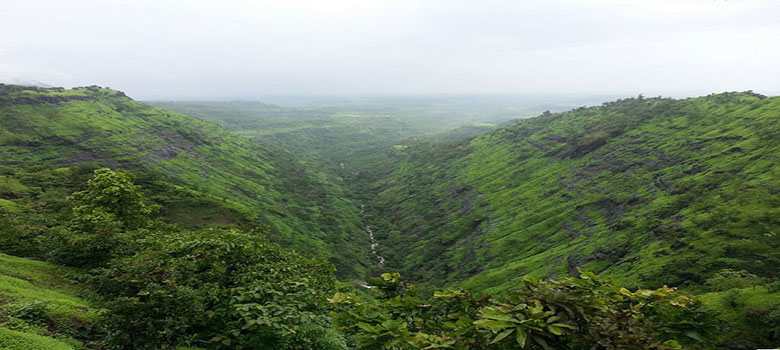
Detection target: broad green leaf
<box><xmin>684</xmin><ymin>330</ymin><xmax>704</xmax><ymax>342</ymax></box>
<box><xmin>516</xmin><ymin>328</ymin><xmax>528</xmax><ymax>347</ymax></box>
<box><xmin>491</xmin><ymin>329</ymin><xmax>514</xmax><ymax>344</ymax></box>
<box><xmin>357</xmin><ymin>322</ymin><xmax>377</xmax><ymax>332</ymax></box>
<box><xmin>480</xmin><ymin>308</ymin><xmax>518</xmax><ymax>322</ymax></box>
<box><xmin>534</xmin><ymin>335</ymin><xmax>550</xmax><ymax>350</ymax></box>
<box><xmin>474</xmin><ymin>319</ymin><xmax>516</xmax><ymax>332</ymax></box>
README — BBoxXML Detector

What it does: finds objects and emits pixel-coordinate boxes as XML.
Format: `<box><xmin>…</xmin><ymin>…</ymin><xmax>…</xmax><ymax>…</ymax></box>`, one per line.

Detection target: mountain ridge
<box><xmin>1</xmin><ymin>86</ymin><xmax>779</xmax><ymax>347</ymax></box>
<box><xmin>351</xmin><ymin>91</ymin><xmax>779</xmax><ymax>292</ymax></box>
<box><xmin>0</xmin><ymin>84</ymin><xmax>372</xmax><ymax>277</ymax></box>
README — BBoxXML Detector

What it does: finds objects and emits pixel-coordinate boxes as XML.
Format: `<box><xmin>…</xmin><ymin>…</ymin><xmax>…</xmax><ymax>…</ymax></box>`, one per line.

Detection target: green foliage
<box><xmin>2</xmin><ymin>85</ymin><xmax>779</xmax><ymax>348</ymax></box>
<box><xmin>331</xmin><ymin>272</ymin><xmax>712</xmax><ymax>350</ymax></box>
<box><xmin>42</xmin><ymin>168</ymin><xmax>159</xmax><ymax>268</ymax></box>
<box><xmin>704</xmin><ymin>269</ymin><xmax>763</xmax><ymax>291</ymax></box>
<box><xmin>0</xmin><ymin>254</ymin><xmax>99</xmax><ymax>349</ymax></box>
<box><xmin>0</xmin><ymin>165</ymin><xmax>349</xmax><ymax>349</ymax></box>
<box><xmin>93</xmin><ymin>228</ymin><xmax>341</xmax><ymax>349</ymax></box>
<box><xmin>355</xmin><ymin>93</ymin><xmax>780</xmax><ymax>294</ymax></box>
<box><xmin>0</xmin><ymin>85</ymin><xmax>372</xmax><ymax>278</ymax></box>
<box><xmin>741</xmin><ymin>305</ymin><xmax>780</xmax><ymax>344</ymax></box>
<box><xmin>346</xmin><ymin>93</ymin><xmax>780</xmax><ymax>347</ymax></box>
<box><xmin>698</xmin><ymin>285</ymin><xmax>780</xmax><ymax>347</ymax></box>
<box><xmin>69</xmin><ymin>168</ymin><xmax>157</xmax><ymax>230</ymax></box>
<box><xmin>10</xmin><ymin>301</ymin><xmax>50</xmax><ymax>325</ymax></box>
<box><xmin>0</xmin><ymin>211</ymin><xmax>49</xmax><ymax>257</ymax></box>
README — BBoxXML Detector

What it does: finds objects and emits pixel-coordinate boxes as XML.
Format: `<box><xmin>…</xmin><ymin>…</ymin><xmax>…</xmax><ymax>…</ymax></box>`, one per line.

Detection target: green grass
<box><xmin>354</xmin><ymin>92</ymin><xmax>780</xmax><ymax>293</ymax></box>
<box><xmin>0</xmin><ymin>254</ymin><xmax>95</xmax><ymax>311</ymax></box>
<box><xmin>0</xmin><ymin>84</ymin><xmax>372</xmax><ymax>278</ymax></box>
<box><xmin>0</xmin><ymin>254</ymin><xmax>98</xmax><ymax>349</ymax></box>
<box><xmin>0</xmin><ymin>327</ymin><xmax>74</xmax><ymax>350</ymax></box>
<box><xmin>0</xmin><ymin>199</ymin><xmax>21</xmax><ymax>212</ymax></box>
<box><xmin>146</xmin><ymin>100</ymin><xmax>516</xmax><ymax>175</ymax></box>
<box><xmin>2</xmin><ymin>85</ymin><xmax>779</xmax><ymax>346</ymax></box>
<box><xmin>0</xmin><ymin>254</ymin><xmax>95</xmax><ymax>321</ymax></box>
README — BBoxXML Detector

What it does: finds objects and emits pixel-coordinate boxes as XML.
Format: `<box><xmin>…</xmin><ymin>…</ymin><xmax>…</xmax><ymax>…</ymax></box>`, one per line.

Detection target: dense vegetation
<box><xmin>350</xmin><ymin>92</ymin><xmax>780</xmax><ymax>346</ymax></box>
<box><xmin>1</xmin><ymin>167</ymin><xmax>714</xmax><ymax>349</ymax></box>
<box><xmin>355</xmin><ymin>92</ymin><xmax>780</xmax><ymax>288</ymax></box>
<box><xmin>331</xmin><ymin>272</ymin><xmax>712</xmax><ymax>350</ymax></box>
<box><xmin>1</xmin><ymin>85</ymin><xmax>778</xmax><ymax>348</ymax></box>
<box><xmin>0</xmin><ymin>84</ymin><xmax>372</xmax><ymax>277</ymax></box>
<box><xmin>1</xmin><ymin>167</ymin><xmax>344</xmax><ymax>349</ymax></box>
<box><xmin>146</xmin><ymin>98</ymin><xmax>541</xmax><ymax>173</ymax></box>
<box><xmin>0</xmin><ymin>253</ymin><xmax>98</xmax><ymax>349</ymax></box>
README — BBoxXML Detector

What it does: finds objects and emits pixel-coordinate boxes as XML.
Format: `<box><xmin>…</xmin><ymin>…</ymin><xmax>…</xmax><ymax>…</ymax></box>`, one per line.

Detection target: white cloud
<box><xmin>1</xmin><ymin>0</ymin><xmax>778</xmax><ymax>99</ymax></box>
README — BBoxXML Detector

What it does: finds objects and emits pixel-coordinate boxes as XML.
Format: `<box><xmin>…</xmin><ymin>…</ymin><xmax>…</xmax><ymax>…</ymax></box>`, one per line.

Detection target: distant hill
<box><xmin>2</xmin><ymin>86</ymin><xmax>779</xmax><ymax>347</ymax></box>
<box><xmin>355</xmin><ymin>92</ymin><xmax>780</xmax><ymax>292</ymax></box>
<box><xmin>146</xmin><ymin>97</ymin><xmax>553</xmax><ymax>172</ymax></box>
<box><xmin>0</xmin><ymin>84</ymin><xmax>371</xmax><ymax>277</ymax></box>
<box><xmin>147</xmin><ymin>100</ymin><xmax>421</xmax><ymax>172</ymax></box>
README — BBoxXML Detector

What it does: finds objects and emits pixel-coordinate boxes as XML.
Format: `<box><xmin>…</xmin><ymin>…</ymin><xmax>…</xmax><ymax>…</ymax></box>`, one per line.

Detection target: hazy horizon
<box><xmin>3</xmin><ymin>0</ymin><xmax>779</xmax><ymax>100</ymax></box>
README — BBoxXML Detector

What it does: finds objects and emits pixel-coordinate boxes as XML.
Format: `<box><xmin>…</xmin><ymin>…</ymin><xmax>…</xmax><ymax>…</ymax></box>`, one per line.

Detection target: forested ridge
<box><xmin>0</xmin><ymin>84</ymin><xmax>372</xmax><ymax>277</ymax></box>
<box><xmin>0</xmin><ymin>85</ymin><xmax>778</xmax><ymax>348</ymax></box>
<box><xmin>356</xmin><ymin>92</ymin><xmax>780</xmax><ymax>291</ymax></box>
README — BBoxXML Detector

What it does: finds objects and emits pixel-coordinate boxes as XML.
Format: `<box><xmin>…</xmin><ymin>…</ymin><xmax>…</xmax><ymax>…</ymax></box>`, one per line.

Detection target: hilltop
<box><xmin>0</xmin><ymin>84</ymin><xmax>372</xmax><ymax>277</ymax></box>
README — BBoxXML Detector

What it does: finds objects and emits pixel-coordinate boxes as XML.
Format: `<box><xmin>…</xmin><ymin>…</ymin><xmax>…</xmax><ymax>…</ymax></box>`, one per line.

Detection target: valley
<box><xmin>0</xmin><ymin>85</ymin><xmax>778</xmax><ymax>348</ymax></box>
<box><xmin>155</xmin><ymin>91</ymin><xmax>780</xmax><ymax>296</ymax></box>
<box><xmin>3</xmin><ymin>0</ymin><xmax>778</xmax><ymax>347</ymax></box>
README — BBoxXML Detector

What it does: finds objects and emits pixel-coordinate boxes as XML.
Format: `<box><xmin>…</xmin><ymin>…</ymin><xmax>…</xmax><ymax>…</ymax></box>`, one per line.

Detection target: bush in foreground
<box><xmin>331</xmin><ymin>272</ymin><xmax>713</xmax><ymax>350</ymax></box>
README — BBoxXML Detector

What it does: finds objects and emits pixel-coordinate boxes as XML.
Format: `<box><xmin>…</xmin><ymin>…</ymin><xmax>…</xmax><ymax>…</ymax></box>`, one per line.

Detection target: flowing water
<box><xmin>360</xmin><ymin>204</ymin><xmax>385</xmax><ymax>267</ymax></box>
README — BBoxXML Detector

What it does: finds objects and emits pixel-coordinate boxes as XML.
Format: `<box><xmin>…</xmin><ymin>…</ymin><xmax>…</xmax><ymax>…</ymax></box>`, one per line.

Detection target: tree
<box><xmin>69</xmin><ymin>168</ymin><xmax>156</xmax><ymax>230</ymax></box>
<box><xmin>44</xmin><ymin>168</ymin><xmax>158</xmax><ymax>267</ymax></box>
<box><xmin>95</xmin><ymin>228</ymin><xmax>344</xmax><ymax>350</ymax></box>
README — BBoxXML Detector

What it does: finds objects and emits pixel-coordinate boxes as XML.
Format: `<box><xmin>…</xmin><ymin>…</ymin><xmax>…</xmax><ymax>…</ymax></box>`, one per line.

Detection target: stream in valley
<box><xmin>360</xmin><ymin>204</ymin><xmax>385</xmax><ymax>267</ymax></box>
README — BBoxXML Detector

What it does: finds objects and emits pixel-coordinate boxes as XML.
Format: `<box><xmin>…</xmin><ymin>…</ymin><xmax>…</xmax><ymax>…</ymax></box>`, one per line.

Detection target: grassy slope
<box><xmin>0</xmin><ymin>254</ymin><xmax>98</xmax><ymax>349</ymax></box>
<box><xmin>359</xmin><ymin>92</ymin><xmax>780</xmax><ymax>293</ymax></box>
<box><xmin>0</xmin><ymin>84</ymin><xmax>371</xmax><ymax>277</ymax></box>
<box><xmin>147</xmin><ymin>100</ymin><xmax>510</xmax><ymax>174</ymax></box>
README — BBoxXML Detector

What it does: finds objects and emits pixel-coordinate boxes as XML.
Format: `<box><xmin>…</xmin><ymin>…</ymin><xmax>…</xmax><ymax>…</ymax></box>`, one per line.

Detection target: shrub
<box><xmin>68</xmin><ymin>168</ymin><xmax>157</xmax><ymax>231</ymax></box>
<box><xmin>740</xmin><ymin>305</ymin><xmax>780</xmax><ymax>345</ymax></box>
<box><xmin>705</xmin><ymin>269</ymin><xmax>763</xmax><ymax>291</ymax></box>
<box><xmin>42</xmin><ymin>168</ymin><xmax>158</xmax><ymax>268</ymax></box>
<box><xmin>331</xmin><ymin>271</ymin><xmax>713</xmax><ymax>350</ymax></box>
<box><xmin>94</xmin><ymin>228</ymin><xmax>340</xmax><ymax>349</ymax></box>
<box><xmin>0</xmin><ymin>212</ymin><xmax>46</xmax><ymax>257</ymax></box>
<box><xmin>10</xmin><ymin>301</ymin><xmax>49</xmax><ymax>325</ymax></box>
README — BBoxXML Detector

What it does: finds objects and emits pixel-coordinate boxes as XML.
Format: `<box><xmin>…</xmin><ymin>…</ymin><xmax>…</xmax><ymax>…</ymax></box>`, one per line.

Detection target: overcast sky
<box><xmin>1</xmin><ymin>0</ymin><xmax>779</xmax><ymax>100</ymax></box>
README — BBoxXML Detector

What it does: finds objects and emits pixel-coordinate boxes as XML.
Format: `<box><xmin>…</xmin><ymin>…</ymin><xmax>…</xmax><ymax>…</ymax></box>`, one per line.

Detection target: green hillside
<box><xmin>356</xmin><ymin>92</ymin><xmax>779</xmax><ymax>292</ymax></box>
<box><xmin>147</xmin><ymin>99</ymin><xmax>525</xmax><ymax>172</ymax></box>
<box><xmin>1</xmin><ymin>85</ymin><xmax>778</xmax><ymax>348</ymax></box>
<box><xmin>0</xmin><ymin>254</ymin><xmax>99</xmax><ymax>349</ymax></box>
<box><xmin>0</xmin><ymin>84</ymin><xmax>371</xmax><ymax>277</ymax></box>
<box><xmin>146</xmin><ymin>100</ymin><xmax>419</xmax><ymax>169</ymax></box>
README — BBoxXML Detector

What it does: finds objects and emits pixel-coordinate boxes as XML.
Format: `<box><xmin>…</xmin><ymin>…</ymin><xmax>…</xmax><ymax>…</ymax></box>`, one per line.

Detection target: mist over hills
<box><xmin>3</xmin><ymin>0</ymin><xmax>779</xmax><ymax>347</ymax></box>
<box><xmin>0</xmin><ymin>84</ymin><xmax>778</xmax><ymax>348</ymax></box>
